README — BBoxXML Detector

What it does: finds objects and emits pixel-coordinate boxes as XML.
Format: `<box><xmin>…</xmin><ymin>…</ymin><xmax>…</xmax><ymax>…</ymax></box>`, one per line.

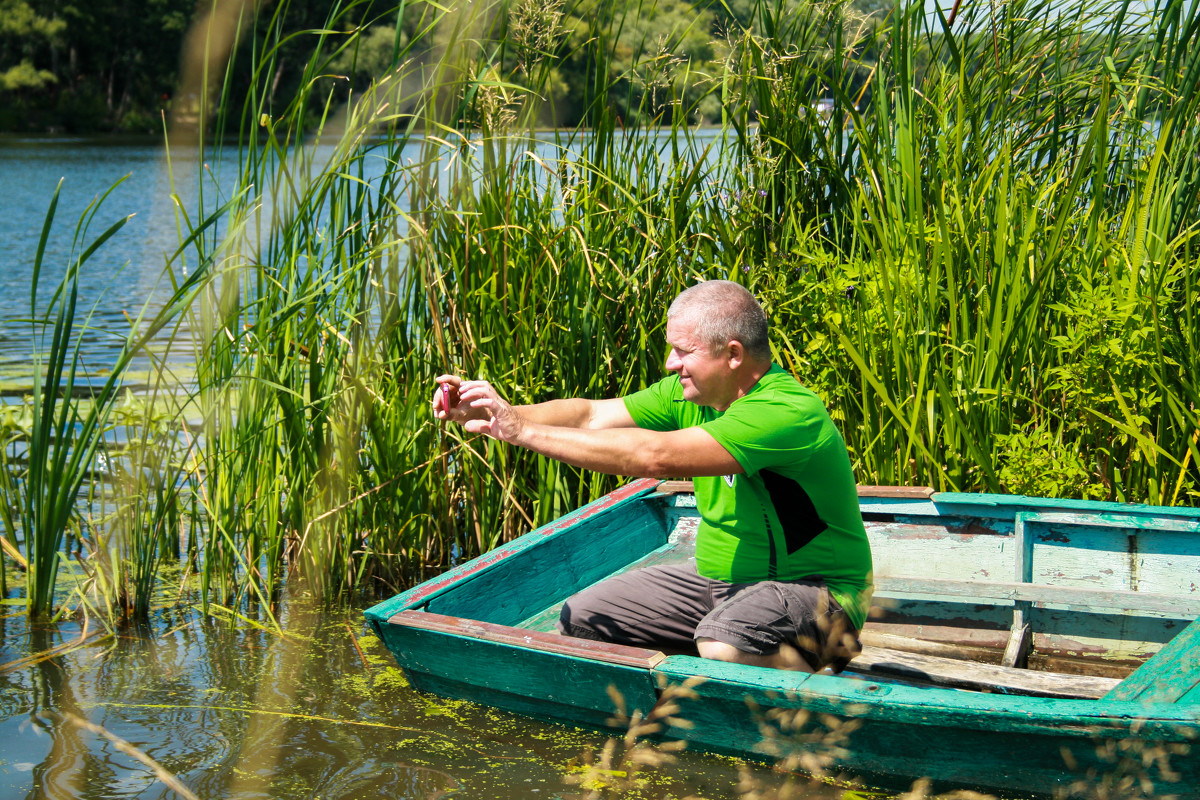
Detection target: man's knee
<box><xmin>557</xmin><ymin>597</ymin><xmax>606</xmax><ymax>640</ymax></box>
<box><xmin>695</xmin><ymin>581</ymin><xmax>860</xmax><ymax>672</ymax></box>
<box><xmin>695</xmin><ymin>637</ymin><xmax>813</xmax><ymax>672</ymax></box>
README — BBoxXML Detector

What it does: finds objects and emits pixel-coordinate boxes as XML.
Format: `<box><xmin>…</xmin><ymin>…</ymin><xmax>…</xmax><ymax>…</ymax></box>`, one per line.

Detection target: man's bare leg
<box><xmin>695</xmin><ymin>637</ymin><xmax>814</xmax><ymax>672</ymax></box>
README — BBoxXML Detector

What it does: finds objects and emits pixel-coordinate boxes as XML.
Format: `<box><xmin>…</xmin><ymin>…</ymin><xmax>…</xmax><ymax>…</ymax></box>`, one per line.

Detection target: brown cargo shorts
<box><xmin>557</xmin><ymin>563</ymin><xmax>861</xmax><ymax>672</ymax></box>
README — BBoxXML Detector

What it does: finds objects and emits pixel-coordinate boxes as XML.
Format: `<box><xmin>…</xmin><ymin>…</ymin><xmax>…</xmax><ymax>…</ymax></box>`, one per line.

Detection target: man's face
<box><xmin>664</xmin><ymin>315</ymin><xmax>736</xmax><ymax>410</ymax></box>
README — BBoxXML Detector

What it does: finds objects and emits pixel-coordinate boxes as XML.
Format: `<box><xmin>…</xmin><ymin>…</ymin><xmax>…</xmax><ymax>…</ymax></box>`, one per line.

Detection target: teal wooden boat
<box><xmin>364</xmin><ymin>479</ymin><xmax>1200</xmax><ymax>796</ymax></box>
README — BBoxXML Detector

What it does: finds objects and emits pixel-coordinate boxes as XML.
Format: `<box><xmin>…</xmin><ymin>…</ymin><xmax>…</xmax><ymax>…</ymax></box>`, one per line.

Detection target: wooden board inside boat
<box><xmin>508</xmin><ymin>482</ymin><xmax>1199</xmax><ymax>695</ymax></box>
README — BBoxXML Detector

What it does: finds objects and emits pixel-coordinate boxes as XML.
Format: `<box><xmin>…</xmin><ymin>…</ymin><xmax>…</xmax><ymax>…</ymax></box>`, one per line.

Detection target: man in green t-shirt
<box><xmin>433</xmin><ymin>281</ymin><xmax>872</xmax><ymax>672</ymax></box>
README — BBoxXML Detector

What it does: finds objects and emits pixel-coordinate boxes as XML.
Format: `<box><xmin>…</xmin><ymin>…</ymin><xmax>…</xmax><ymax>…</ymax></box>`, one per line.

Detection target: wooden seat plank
<box><xmin>847</xmin><ymin>645</ymin><xmax>1121</xmax><ymax>699</ymax></box>
<box><xmin>875</xmin><ymin>575</ymin><xmax>1200</xmax><ymax>616</ymax></box>
<box><xmin>389</xmin><ymin>610</ymin><xmax>666</xmax><ymax>669</ymax></box>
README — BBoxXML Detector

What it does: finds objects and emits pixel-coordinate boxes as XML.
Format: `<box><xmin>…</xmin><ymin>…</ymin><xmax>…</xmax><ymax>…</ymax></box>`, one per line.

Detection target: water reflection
<box><xmin>0</xmin><ymin>600</ymin><xmax>805</xmax><ymax>799</ymax></box>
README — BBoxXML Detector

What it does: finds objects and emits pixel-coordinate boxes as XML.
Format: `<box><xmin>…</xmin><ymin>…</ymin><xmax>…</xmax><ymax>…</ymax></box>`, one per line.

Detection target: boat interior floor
<box><xmin>510</xmin><ymin>509</ymin><xmax>1166</xmax><ymax>701</ymax></box>
<box><xmin>518</xmin><ymin>601</ymin><xmax>1119</xmax><ymax>699</ymax></box>
<box><xmin>844</xmin><ymin>645</ymin><xmax>1119</xmax><ymax>698</ymax></box>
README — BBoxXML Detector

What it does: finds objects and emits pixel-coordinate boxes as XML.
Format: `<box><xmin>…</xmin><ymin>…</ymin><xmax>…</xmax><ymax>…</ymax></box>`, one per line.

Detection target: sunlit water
<box><xmin>0</xmin><ymin>131</ymin><xmax>732</xmax><ymax>385</ymax></box>
<box><xmin>0</xmin><ymin>600</ymin><xmax>850</xmax><ymax>800</ymax></box>
<box><xmin>0</xmin><ymin>137</ymin><xmax>214</xmax><ymax>378</ymax></box>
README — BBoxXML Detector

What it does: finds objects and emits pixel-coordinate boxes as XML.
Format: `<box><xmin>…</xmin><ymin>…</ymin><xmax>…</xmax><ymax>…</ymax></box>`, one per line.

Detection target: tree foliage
<box><xmin>0</xmin><ymin>0</ymin><xmax>883</xmax><ymax>133</ymax></box>
<box><xmin>0</xmin><ymin>0</ymin><xmax>193</xmax><ymax>131</ymax></box>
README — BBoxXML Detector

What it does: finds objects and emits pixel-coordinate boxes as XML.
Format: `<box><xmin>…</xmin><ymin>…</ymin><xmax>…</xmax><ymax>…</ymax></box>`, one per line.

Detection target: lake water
<box><xmin>1</xmin><ymin>598</ymin><xmax>837</xmax><ymax>800</ymax></box>
<box><xmin>0</xmin><ymin>137</ymin><xmax>216</xmax><ymax>377</ymax></box>
<box><xmin>0</xmin><ymin>137</ymin><xmax>855</xmax><ymax>800</ymax></box>
<box><xmin>0</xmin><ymin>130</ymin><xmax>732</xmax><ymax>383</ymax></box>
<box><xmin>0</xmin><ymin>134</ymin><xmax>430</xmax><ymax>384</ymax></box>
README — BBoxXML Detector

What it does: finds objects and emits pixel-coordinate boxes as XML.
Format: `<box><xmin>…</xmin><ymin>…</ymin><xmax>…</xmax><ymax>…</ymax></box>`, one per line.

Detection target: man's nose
<box><xmin>665</xmin><ymin>350</ymin><xmax>681</xmax><ymax>371</ymax></box>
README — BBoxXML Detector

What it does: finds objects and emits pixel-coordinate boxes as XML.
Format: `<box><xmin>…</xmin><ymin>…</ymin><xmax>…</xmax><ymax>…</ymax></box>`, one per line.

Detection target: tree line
<box><xmin>0</xmin><ymin>0</ymin><xmax>882</xmax><ymax>134</ymax></box>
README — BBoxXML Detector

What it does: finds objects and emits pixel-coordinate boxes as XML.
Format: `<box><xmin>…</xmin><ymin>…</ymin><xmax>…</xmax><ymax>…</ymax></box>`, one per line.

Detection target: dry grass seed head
<box><xmin>509</xmin><ymin>0</ymin><xmax>565</xmax><ymax>75</ymax></box>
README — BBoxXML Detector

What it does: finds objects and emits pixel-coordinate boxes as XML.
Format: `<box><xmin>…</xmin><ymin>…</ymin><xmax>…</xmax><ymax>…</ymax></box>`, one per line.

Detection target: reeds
<box><xmin>4</xmin><ymin>0</ymin><xmax>1200</xmax><ymax>621</ymax></box>
<box><xmin>5</xmin><ymin>180</ymin><xmax>217</xmax><ymax>619</ymax></box>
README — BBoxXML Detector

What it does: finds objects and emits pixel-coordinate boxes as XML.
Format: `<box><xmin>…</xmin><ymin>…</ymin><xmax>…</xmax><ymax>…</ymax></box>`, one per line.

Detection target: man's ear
<box><xmin>727</xmin><ymin>340</ymin><xmax>745</xmax><ymax>368</ymax></box>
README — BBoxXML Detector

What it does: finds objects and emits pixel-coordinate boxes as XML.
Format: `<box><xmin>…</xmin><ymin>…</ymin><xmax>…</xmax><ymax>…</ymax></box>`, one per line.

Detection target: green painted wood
<box><xmin>653</xmin><ymin>655</ymin><xmax>1200</xmax><ymax>733</ymax></box>
<box><xmin>425</xmin><ymin>497</ymin><xmax>667</xmax><ymax>625</ymax></box>
<box><xmin>1028</xmin><ymin>511</ymin><xmax>1200</xmax><ymax>533</ymax></box>
<box><xmin>376</xmin><ymin>621</ymin><xmax>660</xmax><ymax>721</ymax></box>
<box><xmin>933</xmin><ymin>491</ymin><xmax>1200</xmax><ymax>521</ymax></box>
<box><xmin>516</xmin><ymin>515</ymin><xmax>698</xmax><ymax>633</ymax></box>
<box><xmin>389</xmin><ymin>610</ymin><xmax>666</xmax><ymax>667</ymax></box>
<box><xmin>1105</xmin><ymin>616</ymin><xmax>1200</xmax><ymax>703</ymax></box>
<box><xmin>653</xmin><ymin>656</ymin><xmax>1200</xmax><ymax>797</ymax></box>
<box><xmin>875</xmin><ymin>576</ymin><xmax>1200</xmax><ymax>615</ymax></box>
<box><xmin>363</xmin><ymin>479</ymin><xmax>665</xmax><ymax>627</ymax></box>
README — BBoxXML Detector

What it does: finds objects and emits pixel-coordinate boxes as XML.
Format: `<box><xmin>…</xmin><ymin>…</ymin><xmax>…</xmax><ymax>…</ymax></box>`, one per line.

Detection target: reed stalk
<box><xmin>12</xmin><ymin>180</ymin><xmax>219</xmax><ymax>619</ymax></box>
<box><xmin>137</xmin><ymin>0</ymin><xmax>1200</xmax><ymax>605</ymax></box>
<box><xmin>8</xmin><ymin>0</ymin><xmax>1200</xmax><ymax>620</ymax></box>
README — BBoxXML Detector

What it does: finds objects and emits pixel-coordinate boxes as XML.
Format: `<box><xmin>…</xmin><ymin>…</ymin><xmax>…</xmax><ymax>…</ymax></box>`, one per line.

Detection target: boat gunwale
<box><xmin>929</xmin><ymin>490</ymin><xmax>1200</xmax><ymax>520</ymax></box>
<box><xmin>368</xmin><ymin>478</ymin><xmax>1200</xmax><ymax>720</ymax></box>
<box><xmin>363</xmin><ymin>477</ymin><xmax>662</xmax><ymax>625</ymax></box>
<box><xmin>378</xmin><ymin>607</ymin><xmax>1200</xmax><ymax>732</ymax></box>
<box><xmin>652</xmin><ymin>655</ymin><xmax>1200</xmax><ymax>732</ymax></box>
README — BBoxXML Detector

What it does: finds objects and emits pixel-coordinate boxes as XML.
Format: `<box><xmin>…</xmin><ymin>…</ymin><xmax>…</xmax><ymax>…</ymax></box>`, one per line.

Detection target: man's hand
<box><xmin>432</xmin><ymin>374</ymin><xmax>490</xmax><ymax>426</ymax></box>
<box><xmin>456</xmin><ymin>380</ymin><xmax>526</xmax><ymax>444</ymax></box>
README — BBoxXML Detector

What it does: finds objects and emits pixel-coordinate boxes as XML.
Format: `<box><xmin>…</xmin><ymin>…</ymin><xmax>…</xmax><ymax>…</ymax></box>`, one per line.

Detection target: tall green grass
<box><xmin>5</xmin><ymin>0</ymin><xmax>1200</xmax><ymax>620</ymax></box>
<box><xmin>2</xmin><ymin>181</ymin><xmax>220</xmax><ymax>619</ymax></box>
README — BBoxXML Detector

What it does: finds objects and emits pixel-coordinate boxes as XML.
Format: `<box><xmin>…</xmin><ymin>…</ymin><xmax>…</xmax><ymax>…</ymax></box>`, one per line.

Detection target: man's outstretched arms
<box><xmin>432</xmin><ymin>376</ymin><xmax>743</xmax><ymax>479</ymax></box>
<box><xmin>432</xmin><ymin>375</ymin><xmax>634</xmax><ymax>429</ymax></box>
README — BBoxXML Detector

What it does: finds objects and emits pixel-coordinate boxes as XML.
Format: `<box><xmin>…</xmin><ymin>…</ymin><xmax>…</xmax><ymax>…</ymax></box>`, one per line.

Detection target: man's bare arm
<box><xmin>512</xmin><ymin>423</ymin><xmax>741</xmax><ymax>478</ymax></box>
<box><xmin>457</xmin><ymin>380</ymin><xmax>743</xmax><ymax>479</ymax></box>
<box><xmin>434</xmin><ymin>375</ymin><xmax>635</xmax><ymax>430</ymax></box>
<box><xmin>516</xmin><ymin>397</ymin><xmax>636</xmax><ymax>430</ymax></box>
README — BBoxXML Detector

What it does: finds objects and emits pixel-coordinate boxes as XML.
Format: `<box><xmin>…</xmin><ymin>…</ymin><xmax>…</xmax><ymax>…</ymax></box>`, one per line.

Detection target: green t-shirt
<box><xmin>623</xmin><ymin>365</ymin><xmax>873</xmax><ymax>628</ymax></box>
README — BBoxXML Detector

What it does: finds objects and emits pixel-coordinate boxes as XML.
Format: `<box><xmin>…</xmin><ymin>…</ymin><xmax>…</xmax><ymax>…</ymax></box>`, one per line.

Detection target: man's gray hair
<box><xmin>667</xmin><ymin>280</ymin><xmax>771</xmax><ymax>362</ymax></box>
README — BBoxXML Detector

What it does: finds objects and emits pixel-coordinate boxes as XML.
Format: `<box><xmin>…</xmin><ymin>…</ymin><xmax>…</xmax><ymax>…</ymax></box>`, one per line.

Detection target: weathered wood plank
<box><xmin>865</xmin><ymin>616</ymin><xmax>1167</xmax><ymax>671</ymax></box>
<box><xmin>1029</xmin><ymin>524</ymin><xmax>1137</xmax><ymax>592</ymax></box>
<box><xmin>655</xmin><ymin>482</ymin><xmax>937</xmax><ymax>499</ymax></box>
<box><xmin>848</xmin><ymin>645</ymin><xmax>1121</xmax><ymax>699</ymax></box>
<box><xmin>862</xmin><ymin>622</ymin><xmax>1012</xmax><ymax>652</ymax></box>
<box><xmin>875</xmin><ymin>575</ymin><xmax>1200</xmax><ymax>616</ymax></box>
<box><xmin>859</xmin><ymin>630</ymin><xmax>1005</xmax><ymax>662</ymax></box>
<box><xmin>866</xmin><ymin>522</ymin><xmax>1015</xmax><ymax>583</ymax></box>
<box><xmin>1105</xmin><ymin>617</ymin><xmax>1200</xmax><ymax>703</ymax></box>
<box><xmin>389</xmin><ymin>610</ymin><xmax>666</xmax><ymax>669</ymax></box>
<box><xmin>858</xmin><ymin>485</ymin><xmax>936</xmax><ymax>499</ymax></box>
<box><xmin>1126</xmin><ymin>529</ymin><xmax>1200</xmax><ymax>595</ymax></box>
<box><xmin>932</xmin><ymin>491</ymin><xmax>1200</xmax><ymax>521</ymax></box>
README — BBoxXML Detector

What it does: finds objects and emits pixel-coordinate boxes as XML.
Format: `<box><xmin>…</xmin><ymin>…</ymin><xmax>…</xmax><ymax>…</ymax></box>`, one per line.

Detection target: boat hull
<box><xmin>365</xmin><ymin>479</ymin><xmax>1200</xmax><ymax>797</ymax></box>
